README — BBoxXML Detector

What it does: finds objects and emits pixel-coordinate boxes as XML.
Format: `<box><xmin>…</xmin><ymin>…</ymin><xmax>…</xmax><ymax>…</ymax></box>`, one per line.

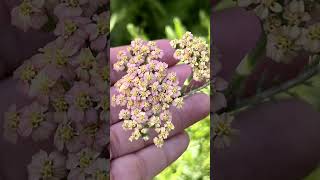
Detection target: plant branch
<box><xmin>183</xmin><ymin>80</ymin><xmax>210</xmax><ymax>97</ymax></box>
<box><xmin>228</xmin><ymin>63</ymin><xmax>320</xmax><ymax>115</ymax></box>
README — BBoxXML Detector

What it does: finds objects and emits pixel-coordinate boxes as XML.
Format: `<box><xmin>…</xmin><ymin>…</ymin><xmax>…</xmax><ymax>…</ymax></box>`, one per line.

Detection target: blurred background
<box><xmin>111</xmin><ymin>0</ymin><xmax>211</xmax><ymax>179</ymax></box>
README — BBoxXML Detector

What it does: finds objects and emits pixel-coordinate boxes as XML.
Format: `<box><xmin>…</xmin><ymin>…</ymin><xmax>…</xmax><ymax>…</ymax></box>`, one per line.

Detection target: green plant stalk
<box><xmin>225</xmin><ymin>34</ymin><xmax>267</xmax><ymax>101</ymax></box>
<box><xmin>183</xmin><ymin>80</ymin><xmax>211</xmax><ymax>98</ymax></box>
<box><xmin>228</xmin><ymin>63</ymin><xmax>320</xmax><ymax>115</ymax></box>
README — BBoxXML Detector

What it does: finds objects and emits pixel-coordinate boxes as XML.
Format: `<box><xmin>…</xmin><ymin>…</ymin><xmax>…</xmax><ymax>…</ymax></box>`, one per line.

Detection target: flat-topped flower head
<box><xmin>171</xmin><ymin>32</ymin><xmax>210</xmax><ymax>82</ymax></box>
<box><xmin>112</xmin><ymin>39</ymin><xmax>184</xmax><ymax>148</ymax></box>
<box><xmin>11</xmin><ymin>0</ymin><xmax>48</xmax><ymax>31</ymax></box>
<box><xmin>114</xmin><ymin>39</ymin><xmax>164</xmax><ymax>73</ymax></box>
<box><xmin>27</xmin><ymin>150</ymin><xmax>66</xmax><ymax>180</ymax></box>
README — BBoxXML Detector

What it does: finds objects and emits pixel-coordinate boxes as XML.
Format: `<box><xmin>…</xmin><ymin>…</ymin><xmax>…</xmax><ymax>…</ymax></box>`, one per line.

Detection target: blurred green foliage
<box><xmin>111</xmin><ymin>0</ymin><xmax>210</xmax><ymax>46</ymax></box>
<box><xmin>111</xmin><ymin>0</ymin><xmax>211</xmax><ymax>179</ymax></box>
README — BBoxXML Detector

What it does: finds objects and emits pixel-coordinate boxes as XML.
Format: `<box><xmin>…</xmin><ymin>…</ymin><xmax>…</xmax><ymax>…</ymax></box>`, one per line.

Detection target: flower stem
<box><xmin>228</xmin><ymin>63</ymin><xmax>320</xmax><ymax>115</ymax></box>
<box><xmin>182</xmin><ymin>80</ymin><xmax>211</xmax><ymax>98</ymax></box>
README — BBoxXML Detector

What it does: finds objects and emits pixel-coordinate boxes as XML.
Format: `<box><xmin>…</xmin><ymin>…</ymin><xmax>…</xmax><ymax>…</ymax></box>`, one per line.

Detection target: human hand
<box><xmin>212</xmin><ymin>7</ymin><xmax>320</xmax><ymax>180</ymax></box>
<box><xmin>109</xmin><ymin>40</ymin><xmax>210</xmax><ymax>180</ymax></box>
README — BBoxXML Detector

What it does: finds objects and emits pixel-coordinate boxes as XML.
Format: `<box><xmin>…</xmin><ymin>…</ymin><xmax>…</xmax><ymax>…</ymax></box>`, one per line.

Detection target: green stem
<box><xmin>182</xmin><ymin>80</ymin><xmax>211</xmax><ymax>98</ymax></box>
<box><xmin>228</xmin><ymin>63</ymin><xmax>320</xmax><ymax>115</ymax></box>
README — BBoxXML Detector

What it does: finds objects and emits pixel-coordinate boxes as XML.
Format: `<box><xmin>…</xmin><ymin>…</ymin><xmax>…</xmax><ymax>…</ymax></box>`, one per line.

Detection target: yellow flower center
<box><xmin>80</xmin><ymin>50</ymin><xmax>95</xmax><ymax>69</ymax></box>
<box><xmin>215</xmin><ymin>122</ymin><xmax>231</xmax><ymax>136</ymax></box>
<box><xmin>266</xmin><ymin>16</ymin><xmax>282</xmax><ymax>32</ymax></box>
<box><xmin>101</xmin><ymin>96</ymin><xmax>109</xmax><ymax>110</ymax></box>
<box><xmin>38</xmin><ymin>76</ymin><xmax>55</xmax><ymax>94</ymax></box>
<box><xmin>64</xmin><ymin>20</ymin><xmax>77</xmax><ymax>37</ymax></box>
<box><xmin>55</xmin><ymin>50</ymin><xmax>68</xmax><ymax>66</ymax></box>
<box><xmin>59</xmin><ymin>123</ymin><xmax>75</xmax><ymax>141</ymax></box>
<box><xmin>8</xmin><ymin>112</ymin><xmax>19</xmax><ymax>129</ymax></box>
<box><xmin>262</xmin><ymin>0</ymin><xmax>275</xmax><ymax>7</ymax></box>
<box><xmin>308</xmin><ymin>25</ymin><xmax>320</xmax><ymax>40</ymax></box>
<box><xmin>19</xmin><ymin>1</ymin><xmax>32</xmax><ymax>16</ymax></box>
<box><xmin>21</xmin><ymin>64</ymin><xmax>36</xmax><ymax>81</ymax></box>
<box><xmin>276</xmin><ymin>36</ymin><xmax>293</xmax><ymax>50</ymax></box>
<box><xmin>79</xmin><ymin>152</ymin><xmax>93</xmax><ymax>168</ymax></box>
<box><xmin>66</xmin><ymin>0</ymin><xmax>80</xmax><ymax>7</ymax></box>
<box><xmin>31</xmin><ymin>112</ymin><xmax>44</xmax><ymax>128</ymax></box>
<box><xmin>97</xmin><ymin>18</ymin><xmax>109</xmax><ymax>35</ymax></box>
<box><xmin>83</xmin><ymin>124</ymin><xmax>99</xmax><ymax>137</ymax></box>
<box><xmin>53</xmin><ymin>98</ymin><xmax>68</xmax><ymax>112</ymax></box>
<box><xmin>101</xmin><ymin>66</ymin><xmax>109</xmax><ymax>81</ymax></box>
<box><xmin>95</xmin><ymin>171</ymin><xmax>108</xmax><ymax>180</ymax></box>
<box><xmin>41</xmin><ymin>160</ymin><xmax>54</xmax><ymax>178</ymax></box>
<box><xmin>75</xmin><ymin>93</ymin><xmax>92</xmax><ymax>110</ymax></box>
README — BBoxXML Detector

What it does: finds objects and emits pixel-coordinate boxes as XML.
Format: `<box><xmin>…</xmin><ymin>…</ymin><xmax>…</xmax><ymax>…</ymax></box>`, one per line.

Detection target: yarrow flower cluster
<box><xmin>4</xmin><ymin>0</ymin><xmax>110</xmax><ymax>179</ymax></box>
<box><xmin>112</xmin><ymin>39</ymin><xmax>184</xmax><ymax>148</ymax></box>
<box><xmin>238</xmin><ymin>0</ymin><xmax>320</xmax><ymax>63</ymax></box>
<box><xmin>170</xmin><ymin>32</ymin><xmax>210</xmax><ymax>81</ymax></box>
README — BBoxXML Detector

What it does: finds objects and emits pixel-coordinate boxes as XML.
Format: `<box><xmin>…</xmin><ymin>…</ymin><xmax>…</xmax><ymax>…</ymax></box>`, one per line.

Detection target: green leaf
<box><xmin>126</xmin><ymin>23</ymin><xmax>149</xmax><ymax>40</ymax></box>
<box><xmin>165</xmin><ymin>25</ymin><xmax>177</xmax><ymax>40</ymax></box>
<box><xmin>173</xmin><ymin>17</ymin><xmax>186</xmax><ymax>39</ymax></box>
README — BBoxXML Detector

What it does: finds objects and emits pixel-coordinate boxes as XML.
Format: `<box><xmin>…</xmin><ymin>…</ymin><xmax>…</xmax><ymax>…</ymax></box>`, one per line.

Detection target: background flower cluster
<box><xmin>238</xmin><ymin>0</ymin><xmax>320</xmax><ymax>63</ymax></box>
<box><xmin>3</xmin><ymin>0</ymin><xmax>110</xmax><ymax>179</ymax></box>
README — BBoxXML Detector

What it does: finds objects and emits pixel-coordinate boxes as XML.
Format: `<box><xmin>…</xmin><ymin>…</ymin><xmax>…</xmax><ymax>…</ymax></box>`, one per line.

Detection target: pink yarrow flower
<box><xmin>54</xmin><ymin>120</ymin><xmax>84</xmax><ymax>152</ymax></box>
<box><xmin>11</xmin><ymin>0</ymin><xmax>48</xmax><ymax>32</ymax></box>
<box><xmin>85</xmin><ymin>12</ymin><xmax>109</xmax><ymax>51</ymax></box>
<box><xmin>66</xmin><ymin>148</ymin><xmax>100</xmax><ymax>180</ymax></box>
<box><xmin>65</xmin><ymin>82</ymin><xmax>98</xmax><ymax>123</ymax></box>
<box><xmin>27</xmin><ymin>150</ymin><xmax>66</xmax><ymax>180</ymax></box>
<box><xmin>18</xmin><ymin>102</ymin><xmax>56</xmax><ymax>141</ymax></box>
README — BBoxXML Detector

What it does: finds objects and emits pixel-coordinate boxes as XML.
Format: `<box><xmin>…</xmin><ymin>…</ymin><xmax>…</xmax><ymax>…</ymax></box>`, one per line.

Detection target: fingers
<box><xmin>110</xmin><ymin>39</ymin><xmax>179</xmax><ymax>84</ymax></box>
<box><xmin>213</xmin><ymin>100</ymin><xmax>320</xmax><ymax>180</ymax></box>
<box><xmin>110</xmin><ymin>132</ymin><xmax>189</xmax><ymax>180</ymax></box>
<box><xmin>212</xmin><ymin>7</ymin><xmax>262</xmax><ymax>81</ymax></box>
<box><xmin>110</xmin><ymin>93</ymin><xmax>209</xmax><ymax>159</ymax></box>
<box><xmin>110</xmin><ymin>64</ymin><xmax>192</xmax><ymax>125</ymax></box>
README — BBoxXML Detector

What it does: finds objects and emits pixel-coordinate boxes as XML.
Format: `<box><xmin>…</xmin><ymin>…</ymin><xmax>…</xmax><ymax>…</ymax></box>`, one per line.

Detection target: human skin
<box><xmin>212</xmin><ymin>7</ymin><xmax>320</xmax><ymax>180</ymax></box>
<box><xmin>109</xmin><ymin>40</ymin><xmax>210</xmax><ymax>179</ymax></box>
<box><xmin>0</xmin><ymin>1</ymin><xmax>319</xmax><ymax>180</ymax></box>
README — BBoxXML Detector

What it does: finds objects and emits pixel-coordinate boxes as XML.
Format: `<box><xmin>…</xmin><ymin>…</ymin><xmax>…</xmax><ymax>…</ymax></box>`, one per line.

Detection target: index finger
<box><xmin>110</xmin><ymin>39</ymin><xmax>179</xmax><ymax>85</ymax></box>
